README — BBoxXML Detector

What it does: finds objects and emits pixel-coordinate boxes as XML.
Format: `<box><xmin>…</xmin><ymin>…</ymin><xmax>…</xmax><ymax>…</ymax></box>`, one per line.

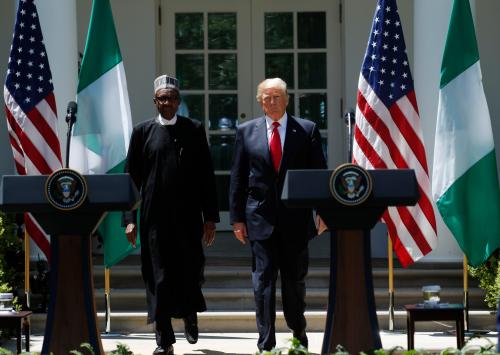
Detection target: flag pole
<box><xmin>463</xmin><ymin>255</ymin><xmax>469</xmax><ymax>331</ymax></box>
<box><xmin>387</xmin><ymin>234</ymin><xmax>394</xmax><ymax>331</ymax></box>
<box><xmin>24</xmin><ymin>230</ymin><xmax>30</xmax><ymax>309</ymax></box>
<box><xmin>105</xmin><ymin>267</ymin><xmax>111</xmax><ymax>333</ymax></box>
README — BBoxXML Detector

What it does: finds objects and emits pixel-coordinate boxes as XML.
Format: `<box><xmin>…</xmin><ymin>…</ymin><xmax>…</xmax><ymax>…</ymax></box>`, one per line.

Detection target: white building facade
<box><xmin>2</xmin><ymin>0</ymin><xmax>500</xmax><ymax>263</ymax></box>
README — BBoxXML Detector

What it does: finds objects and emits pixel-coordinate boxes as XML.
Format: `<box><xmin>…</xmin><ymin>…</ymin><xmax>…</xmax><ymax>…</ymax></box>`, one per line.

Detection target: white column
<box><xmin>36</xmin><ymin>0</ymin><xmax>78</xmax><ymax>166</ymax></box>
<box><xmin>413</xmin><ymin>0</ymin><xmax>462</xmax><ymax>262</ymax></box>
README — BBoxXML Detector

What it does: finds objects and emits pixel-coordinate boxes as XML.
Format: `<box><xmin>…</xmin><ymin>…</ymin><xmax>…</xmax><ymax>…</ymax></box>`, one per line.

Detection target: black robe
<box><xmin>123</xmin><ymin>116</ymin><xmax>219</xmax><ymax>323</ymax></box>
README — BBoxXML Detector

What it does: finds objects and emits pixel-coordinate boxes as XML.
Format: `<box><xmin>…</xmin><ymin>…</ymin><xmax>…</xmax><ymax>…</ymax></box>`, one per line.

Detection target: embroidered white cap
<box><xmin>154</xmin><ymin>74</ymin><xmax>179</xmax><ymax>93</ymax></box>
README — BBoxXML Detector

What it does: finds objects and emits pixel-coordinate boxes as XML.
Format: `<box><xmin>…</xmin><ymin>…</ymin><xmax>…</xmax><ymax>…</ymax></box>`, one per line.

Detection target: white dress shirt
<box><xmin>157</xmin><ymin>114</ymin><xmax>177</xmax><ymax>126</ymax></box>
<box><xmin>265</xmin><ymin>113</ymin><xmax>287</xmax><ymax>150</ymax></box>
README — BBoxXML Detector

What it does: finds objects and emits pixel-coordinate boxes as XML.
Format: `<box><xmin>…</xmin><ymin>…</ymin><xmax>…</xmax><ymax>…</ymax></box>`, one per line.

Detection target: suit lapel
<box><xmin>279</xmin><ymin>115</ymin><xmax>299</xmax><ymax>177</ymax></box>
<box><xmin>254</xmin><ymin>116</ymin><xmax>273</xmax><ymax>170</ymax></box>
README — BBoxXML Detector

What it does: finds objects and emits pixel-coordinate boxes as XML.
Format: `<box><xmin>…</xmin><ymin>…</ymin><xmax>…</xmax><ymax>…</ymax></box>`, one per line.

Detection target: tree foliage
<box><xmin>469</xmin><ymin>249</ymin><xmax>500</xmax><ymax>310</ymax></box>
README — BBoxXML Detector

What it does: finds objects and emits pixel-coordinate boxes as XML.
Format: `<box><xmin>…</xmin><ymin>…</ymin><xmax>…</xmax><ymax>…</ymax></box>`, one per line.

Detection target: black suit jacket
<box><xmin>229</xmin><ymin>115</ymin><xmax>327</xmax><ymax>246</ymax></box>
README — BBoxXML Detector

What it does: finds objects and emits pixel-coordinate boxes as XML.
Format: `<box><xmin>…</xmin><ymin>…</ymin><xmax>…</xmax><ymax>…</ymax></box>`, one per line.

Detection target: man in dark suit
<box><xmin>124</xmin><ymin>75</ymin><xmax>219</xmax><ymax>355</ymax></box>
<box><xmin>229</xmin><ymin>78</ymin><xmax>327</xmax><ymax>351</ymax></box>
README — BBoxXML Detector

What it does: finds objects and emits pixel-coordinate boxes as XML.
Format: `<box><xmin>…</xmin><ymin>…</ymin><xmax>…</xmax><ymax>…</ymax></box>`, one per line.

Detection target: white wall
<box><xmin>477</xmin><ymin>0</ymin><xmax>500</xmax><ymax>173</ymax></box>
<box><xmin>413</xmin><ymin>0</ymin><xmax>462</xmax><ymax>262</ymax></box>
<box><xmin>37</xmin><ymin>0</ymin><xmax>78</xmax><ymax>167</ymax></box>
<box><xmin>412</xmin><ymin>0</ymin><xmax>500</xmax><ymax>262</ymax></box>
<box><xmin>2</xmin><ymin>0</ymin><xmax>500</xmax><ymax>263</ymax></box>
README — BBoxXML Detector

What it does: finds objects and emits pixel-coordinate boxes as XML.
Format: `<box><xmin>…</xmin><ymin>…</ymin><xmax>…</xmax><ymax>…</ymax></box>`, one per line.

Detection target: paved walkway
<box><xmin>2</xmin><ymin>331</ymin><xmax>498</xmax><ymax>354</ymax></box>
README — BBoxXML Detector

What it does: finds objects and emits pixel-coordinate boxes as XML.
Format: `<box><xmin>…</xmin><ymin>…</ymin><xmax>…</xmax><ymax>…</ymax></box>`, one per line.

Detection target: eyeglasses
<box><xmin>155</xmin><ymin>95</ymin><xmax>179</xmax><ymax>104</ymax></box>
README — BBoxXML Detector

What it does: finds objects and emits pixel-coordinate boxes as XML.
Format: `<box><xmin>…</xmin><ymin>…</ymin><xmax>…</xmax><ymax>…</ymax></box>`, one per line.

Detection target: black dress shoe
<box><xmin>183</xmin><ymin>313</ymin><xmax>199</xmax><ymax>344</ymax></box>
<box><xmin>153</xmin><ymin>345</ymin><xmax>174</xmax><ymax>354</ymax></box>
<box><xmin>293</xmin><ymin>330</ymin><xmax>308</xmax><ymax>348</ymax></box>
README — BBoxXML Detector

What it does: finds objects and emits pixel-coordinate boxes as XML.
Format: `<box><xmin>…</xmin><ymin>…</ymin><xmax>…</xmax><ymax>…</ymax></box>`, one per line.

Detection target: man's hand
<box><xmin>203</xmin><ymin>221</ymin><xmax>216</xmax><ymax>246</ymax></box>
<box><xmin>316</xmin><ymin>215</ymin><xmax>328</xmax><ymax>236</ymax></box>
<box><xmin>232</xmin><ymin>222</ymin><xmax>248</xmax><ymax>244</ymax></box>
<box><xmin>125</xmin><ymin>223</ymin><xmax>137</xmax><ymax>248</ymax></box>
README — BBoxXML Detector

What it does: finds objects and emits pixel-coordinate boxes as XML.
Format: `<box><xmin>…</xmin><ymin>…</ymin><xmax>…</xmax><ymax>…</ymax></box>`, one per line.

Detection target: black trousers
<box><xmin>250</xmin><ymin>230</ymin><xmax>309</xmax><ymax>351</ymax></box>
<box><xmin>155</xmin><ymin>319</ymin><xmax>176</xmax><ymax>347</ymax></box>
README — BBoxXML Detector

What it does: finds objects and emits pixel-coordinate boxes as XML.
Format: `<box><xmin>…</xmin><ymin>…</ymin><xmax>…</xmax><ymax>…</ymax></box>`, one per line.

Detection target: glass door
<box><xmin>252</xmin><ymin>0</ymin><xmax>342</xmax><ymax>166</ymax></box>
<box><xmin>161</xmin><ymin>0</ymin><xmax>252</xmax><ymax>229</ymax></box>
<box><xmin>160</xmin><ymin>0</ymin><xmax>342</xmax><ymax>230</ymax></box>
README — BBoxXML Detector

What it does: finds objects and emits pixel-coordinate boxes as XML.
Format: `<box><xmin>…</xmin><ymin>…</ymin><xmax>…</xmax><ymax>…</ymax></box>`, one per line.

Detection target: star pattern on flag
<box><xmin>5</xmin><ymin>0</ymin><xmax>54</xmax><ymax>113</ymax></box>
<box><xmin>362</xmin><ymin>4</ymin><xmax>412</xmax><ymax>107</ymax></box>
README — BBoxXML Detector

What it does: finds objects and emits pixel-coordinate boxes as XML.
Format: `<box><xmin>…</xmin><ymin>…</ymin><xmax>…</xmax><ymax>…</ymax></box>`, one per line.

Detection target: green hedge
<box><xmin>469</xmin><ymin>249</ymin><xmax>500</xmax><ymax>310</ymax></box>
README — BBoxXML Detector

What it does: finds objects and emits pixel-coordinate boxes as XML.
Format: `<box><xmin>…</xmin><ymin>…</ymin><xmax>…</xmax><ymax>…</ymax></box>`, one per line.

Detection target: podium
<box><xmin>0</xmin><ymin>173</ymin><xmax>140</xmax><ymax>355</ymax></box>
<box><xmin>282</xmin><ymin>167</ymin><xmax>418</xmax><ymax>354</ymax></box>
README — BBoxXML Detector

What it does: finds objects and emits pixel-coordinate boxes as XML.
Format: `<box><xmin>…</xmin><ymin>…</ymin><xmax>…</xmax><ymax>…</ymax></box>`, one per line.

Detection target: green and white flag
<box><xmin>70</xmin><ymin>0</ymin><xmax>138</xmax><ymax>267</ymax></box>
<box><xmin>432</xmin><ymin>0</ymin><xmax>500</xmax><ymax>266</ymax></box>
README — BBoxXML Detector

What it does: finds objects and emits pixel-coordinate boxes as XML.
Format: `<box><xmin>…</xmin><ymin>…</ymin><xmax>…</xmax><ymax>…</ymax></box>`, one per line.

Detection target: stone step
<box><xmin>92</xmin><ymin>287</ymin><xmax>488</xmax><ymax>312</ymax></box>
<box><xmin>27</xmin><ymin>310</ymin><xmax>497</xmax><ymax>334</ymax></box>
<box><xmin>93</xmin><ymin>265</ymin><xmax>479</xmax><ymax>289</ymax></box>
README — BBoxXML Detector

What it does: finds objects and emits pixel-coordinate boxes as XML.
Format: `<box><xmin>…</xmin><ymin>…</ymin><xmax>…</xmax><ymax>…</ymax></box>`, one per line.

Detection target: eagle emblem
<box><xmin>46</xmin><ymin>169</ymin><xmax>87</xmax><ymax>210</ymax></box>
<box><xmin>55</xmin><ymin>176</ymin><xmax>80</xmax><ymax>203</ymax></box>
<box><xmin>329</xmin><ymin>164</ymin><xmax>372</xmax><ymax>206</ymax></box>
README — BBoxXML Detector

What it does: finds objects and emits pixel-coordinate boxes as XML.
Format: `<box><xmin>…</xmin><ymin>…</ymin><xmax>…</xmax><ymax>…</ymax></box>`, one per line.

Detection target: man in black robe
<box><xmin>123</xmin><ymin>75</ymin><xmax>219</xmax><ymax>355</ymax></box>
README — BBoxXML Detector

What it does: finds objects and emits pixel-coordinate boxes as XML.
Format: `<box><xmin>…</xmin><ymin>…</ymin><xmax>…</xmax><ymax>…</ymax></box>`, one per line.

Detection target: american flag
<box><xmin>3</xmin><ymin>0</ymin><xmax>62</xmax><ymax>260</ymax></box>
<box><xmin>352</xmin><ymin>0</ymin><xmax>437</xmax><ymax>267</ymax></box>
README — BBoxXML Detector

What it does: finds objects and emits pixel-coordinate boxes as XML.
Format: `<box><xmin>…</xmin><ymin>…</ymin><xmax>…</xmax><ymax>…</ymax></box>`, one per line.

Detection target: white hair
<box><xmin>256</xmin><ymin>78</ymin><xmax>288</xmax><ymax>102</ymax></box>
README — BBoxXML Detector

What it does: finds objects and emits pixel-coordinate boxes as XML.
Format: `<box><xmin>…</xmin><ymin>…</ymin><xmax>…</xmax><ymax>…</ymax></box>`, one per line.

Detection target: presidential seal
<box><xmin>45</xmin><ymin>169</ymin><xmax>88</xmax><ymax>211</ymax></box>
<box><xmin>329</xmin><ymin>163</ymin><xmax>372</xmax><ymax>206</ymax></box>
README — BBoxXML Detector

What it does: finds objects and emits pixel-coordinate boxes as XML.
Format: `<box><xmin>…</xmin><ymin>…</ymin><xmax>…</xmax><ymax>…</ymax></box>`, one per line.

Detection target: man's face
<box><xmin>260</xmin><ymin>87</ymin><xmax>288</xmax><ymax>121</ymax></box>
<box><xmin>154</xmin><ymin>88</ymin><xmax>180</xmax><ymax>120</ymax></box>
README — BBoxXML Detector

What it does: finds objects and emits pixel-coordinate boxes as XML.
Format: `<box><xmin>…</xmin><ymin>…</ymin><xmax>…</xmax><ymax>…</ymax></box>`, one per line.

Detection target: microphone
<box><xmin>66</xmin><ymin>101</ymin><xmax>77</xmax><ymax>124</ymax></box>
<box><xmin>65</xmin><ymin>101</ymin><xmax>78</xmax><ymax>168</ymax></box>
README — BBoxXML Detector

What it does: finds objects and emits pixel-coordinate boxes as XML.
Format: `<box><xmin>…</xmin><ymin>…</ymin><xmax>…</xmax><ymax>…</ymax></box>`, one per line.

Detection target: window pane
<box><xmin>176</xmin><ymin>54</ymin><xmax>204</xmax><ymax>90</ymax></box>
<box><xmin>209</xmin><ymin>94</ymin><xmax>237</xmax><ymax>130</ymax></box>
<box><xmin>209</xmin><ymin>54</ymin><xmax>237</xmax><ymax>90</ymax></box>
<box><xmin>208</xmin><ymin>13</ymin><xmax>237</xmax><ymax>49</ymax></box>
<box><xmin>210</xmin><ymin>135</ymin><xmax>235</xmax><ymax>171</ymax></box>
<box><xmin>299</xmin><ymin>93</ymin><xmax>327</xmax><ymax>129</ymax></box>
<box><xmin>298</xmin><ymin>12</ymin><xmax>326</xmax><ymax>49</ymax></box>
<box><xmin>265</xmin><ymin>53</ymin><xmax>294</xmax><ymax>89</ymax></box>
<box><xmin>214</xmin><ymin>175</ymin><xmax>230</xmax><ymax>210</ymax></box>
<box><xmin>265</xmin><ymin>12</ymin><xmax>293</xmax><ymax>49</ymax></box>
<box><xmin>180</xmin><ymin>95</ymin><xmax>204</xmax><ymax>122</ymax></box>
<box><xmin>298</xmin><ymin>53</ymin><xmax>326</xmax><ymax>89</ymax></box>
<box><xmin>176</xmin><ymin>13</ymin><xmax>203</xmax><ymax>50</ymax></box>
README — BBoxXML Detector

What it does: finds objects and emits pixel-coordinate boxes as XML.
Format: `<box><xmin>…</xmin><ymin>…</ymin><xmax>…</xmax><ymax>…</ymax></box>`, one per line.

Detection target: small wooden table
<box><xmin>404</xmin><ymin>304</ymin><xmax>465</xmax><ymax>349</ymax></box>
<box><xmin>0</xmin><ymin>310</ymin><xmax>32</xmax><ymax>353</ymax></box>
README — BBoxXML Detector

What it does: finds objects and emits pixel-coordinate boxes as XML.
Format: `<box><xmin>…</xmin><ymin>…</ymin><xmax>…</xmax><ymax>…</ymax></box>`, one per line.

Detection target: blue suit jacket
<box><xmin>229</xmin><ymin>115</ymin><xmax>327</xmax><ymax>247</ymax></box>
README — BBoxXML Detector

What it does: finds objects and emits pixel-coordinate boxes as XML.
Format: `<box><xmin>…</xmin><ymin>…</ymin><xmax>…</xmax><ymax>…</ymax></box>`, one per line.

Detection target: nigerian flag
<box><xmin>432</xmin><ymin>0</ymin><xmax>500</xmax><ymax>266</ymax></box>
<box><xmin>70</xmin><ymin>0</ymin><xmax>139</xmax><ymax>267</ymax></box>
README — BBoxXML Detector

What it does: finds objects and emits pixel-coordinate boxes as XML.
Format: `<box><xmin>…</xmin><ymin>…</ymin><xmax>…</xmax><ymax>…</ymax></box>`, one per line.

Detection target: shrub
<box><xmin>469</xmin><ymin>249</ymin><xmax>500</xmax><ymax>310</ymax></box>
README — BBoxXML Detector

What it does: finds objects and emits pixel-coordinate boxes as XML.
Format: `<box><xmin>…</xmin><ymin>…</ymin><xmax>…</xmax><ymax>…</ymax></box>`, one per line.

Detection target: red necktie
<box><xmin>270</xmin><ymin>121</ymin><xmax>282</xmax><ymax>173</ymax></box>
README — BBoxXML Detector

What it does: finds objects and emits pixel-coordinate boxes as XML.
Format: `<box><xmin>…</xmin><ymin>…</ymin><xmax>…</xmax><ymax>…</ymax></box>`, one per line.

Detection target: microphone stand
<box><xmin>344</xmin><ymin>110</ymin><xmax>355</xmax><ymax>163</ymax></box>
<box><xmin>65</xmin><ymin>102</ymin><xmax>77</xmax><ymax>168</ymax></box>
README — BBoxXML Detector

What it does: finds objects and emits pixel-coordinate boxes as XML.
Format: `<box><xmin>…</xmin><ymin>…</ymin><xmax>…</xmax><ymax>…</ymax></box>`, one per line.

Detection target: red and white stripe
<box><xmin>353</xmin><ymin>75</ymin><xmax>437</xmax><ymax>267</ymax></box>
<box><xmin>4</xmin><ymin>87</ymin><xmax>62</xmax><ymax>260</ymax></box>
